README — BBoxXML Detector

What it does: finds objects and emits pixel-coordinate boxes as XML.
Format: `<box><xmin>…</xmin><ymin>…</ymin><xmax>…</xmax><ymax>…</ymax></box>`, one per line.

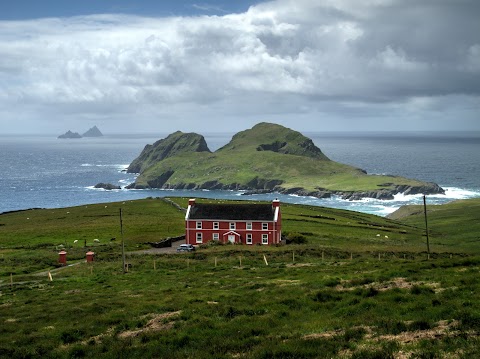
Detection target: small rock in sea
<box><xmin>94</xmin><ymin>183</ymin><xmax>121</xmax><ymax>190</ymax></box>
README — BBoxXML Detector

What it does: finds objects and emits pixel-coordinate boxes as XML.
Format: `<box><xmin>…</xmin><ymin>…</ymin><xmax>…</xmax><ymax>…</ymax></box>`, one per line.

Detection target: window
<box><xmin>246</xmin><ymin>234</ymin><xmax>252</xmax><ymax>244</ymax></box>
<box><xmin>262</xmin><ymin>223</ymin><xmax>268</xmax><ymax>230</ymax></box>
<box><xmin>262</xmin><ymin>234</ymin><xmax>268</xmax><ymax>244</ymax></box>
<box><xmin>213</xmin><ymin>222</ymin><xmax>219</xmax><ymax>230</ymax></box>
<box><xmin>196</xmin><ymin>221</ymin><xmax>202</xmax><ymax>229</ymax></box>
<box><xmin>213</xmin><ymin>233</ymin><xmax>219</xmax><ymax>241</ymax></box>
<box><xmin>196</xmin><ymin>232</ymin><xmax>203</xmax><ymax>243</ymax></box>
<box><xmin>246</xmin><ymin>222</ymin><xmax>252</xmax><ymax>230</ymax></box>
<box><xmin>230</xmin><ymin>222</ymin><xmax>236</xmax><ymax>230</ymax></box>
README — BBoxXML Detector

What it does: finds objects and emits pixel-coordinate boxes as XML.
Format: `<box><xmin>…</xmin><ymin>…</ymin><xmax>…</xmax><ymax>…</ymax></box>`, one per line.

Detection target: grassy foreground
<box><xmin>1</xmin><ymin>198</ymin><xmax>480</xmax><ymax>358</ymax></box>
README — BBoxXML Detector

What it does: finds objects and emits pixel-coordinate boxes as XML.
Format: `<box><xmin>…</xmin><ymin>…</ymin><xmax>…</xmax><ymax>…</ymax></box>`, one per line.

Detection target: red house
<box><xmin>185</xmin><ymin>199</ymin><xmax>282</xmax><ymax>245</ymax></box>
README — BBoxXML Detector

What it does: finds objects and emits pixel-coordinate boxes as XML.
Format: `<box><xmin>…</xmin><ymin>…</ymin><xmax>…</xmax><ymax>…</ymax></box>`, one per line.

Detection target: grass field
<box><xmin>1</xmin><ymin>197</ymin><xmax>479</xmax><ymax>358</ymax></box>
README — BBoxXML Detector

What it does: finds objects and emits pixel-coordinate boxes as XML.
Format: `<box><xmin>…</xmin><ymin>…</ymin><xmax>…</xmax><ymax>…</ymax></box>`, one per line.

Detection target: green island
<box><xmin>1</xmin><ymin>197</ymin><xmax>480</xmax><ymax>358</ymax></box>
<box><xmin>126</xmin><ymin>122</ymin><xmax>444</xmax><ymax>200</ymax></box>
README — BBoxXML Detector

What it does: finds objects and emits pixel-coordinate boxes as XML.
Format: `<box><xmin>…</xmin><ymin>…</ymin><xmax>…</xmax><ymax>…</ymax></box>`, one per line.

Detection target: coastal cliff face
<box><xmin>125</xmin><ymin>123</ymin><xmax>445</xmax><ymax>200</ymax></box>
<box><xmin>127</xmin><ymin>131</ymin><xmax>211</xmax><ymax>174</ymax></box>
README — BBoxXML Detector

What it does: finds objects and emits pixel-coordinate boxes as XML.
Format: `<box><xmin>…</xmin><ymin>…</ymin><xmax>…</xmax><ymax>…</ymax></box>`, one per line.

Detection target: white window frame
<box><xmin>196</xmin><ymin>221</ymin><xmax>202</xmax><ymax>229</ymax></box>
<box><xmin>213</xmin><ymin>233</ymin><xmax>219</xmax><ymax>241</ymax></box>
<box><xmin>262</xmin><ymin>222</ymin><xmax>268</xmax><ymax>230</ymax></box>
<box><xmin>246</xmin><ymin>233</ymin><xmax>253</xmax><ymax>244</ymax></box>
<box><xmin>213</xmin><ymin>222</ymin><xmax>219</xmax><ymax>230</ymax></box>
<box><xmin>196</xmin><ymin>232</ymin><xmax>203</xmax><ymax>243</ymax></box>
<box><xmin>246</xmin><ymin>222</ymin><xmax>252</xmax><ymax>230</ymax></box>
<box><xmin>262</xmin><ymin>234</ymin><xmax>268</xmax><ymax>245</ymax></box>
<box><xmin>229</xmin><ymin>222</ymin><xmax>236</xmax><ymax>230</ymax></box>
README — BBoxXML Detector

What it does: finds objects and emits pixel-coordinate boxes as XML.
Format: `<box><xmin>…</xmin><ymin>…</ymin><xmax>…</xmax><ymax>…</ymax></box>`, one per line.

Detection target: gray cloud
<box><xmin>0</xmin><ymin>0</ymin><xmax>479</xmax><ymax>134</ymax></box>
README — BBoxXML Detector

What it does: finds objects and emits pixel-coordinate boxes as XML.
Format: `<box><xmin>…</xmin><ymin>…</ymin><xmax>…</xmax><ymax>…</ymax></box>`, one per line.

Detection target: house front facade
<box><xmin>185</xmin><ymin>199</ymin><xmax>282</xmax><ymax>245</ymax></box>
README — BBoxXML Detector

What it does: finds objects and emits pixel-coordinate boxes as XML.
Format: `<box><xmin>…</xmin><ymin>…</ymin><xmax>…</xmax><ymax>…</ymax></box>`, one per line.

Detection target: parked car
<box><xmin>177</xmin><ymin>244</ymin><xmax>196</xmax><ymax>252</ymax></box>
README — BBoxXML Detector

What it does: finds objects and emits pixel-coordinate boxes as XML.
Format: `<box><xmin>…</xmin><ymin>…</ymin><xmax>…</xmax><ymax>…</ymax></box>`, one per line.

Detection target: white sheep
<box><xmin>93</xmin><ymin>239</ymin><xmax>100</xmax><ymax>243</ymax></box>
<box><xmin>385</xmin><ymin>235</ymin><xmax>389</xmax><ymax>239</ymax></box>
<box><xmin>73</xmin><ymin>240</ymin><xmax>78</xmax><ymax>244</ymax></box>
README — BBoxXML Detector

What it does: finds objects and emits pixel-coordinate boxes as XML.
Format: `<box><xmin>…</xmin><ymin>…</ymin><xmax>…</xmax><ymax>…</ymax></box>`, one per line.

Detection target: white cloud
<box><xmin>0</xmin><ymin>0</ymin><xmax>479</xmax><ymax>134</ymax></box>
<box><xmin>371</xmin><ymin>46</ymin><xmax>429</xmax><ymax>71</ymax></box>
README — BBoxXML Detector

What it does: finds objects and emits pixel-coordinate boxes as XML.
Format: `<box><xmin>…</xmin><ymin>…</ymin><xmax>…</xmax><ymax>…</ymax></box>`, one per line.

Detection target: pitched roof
<box><xmin>189</xmin><ymin>203</ymin><xmax>275</xmax><ymax>221</ymax></box>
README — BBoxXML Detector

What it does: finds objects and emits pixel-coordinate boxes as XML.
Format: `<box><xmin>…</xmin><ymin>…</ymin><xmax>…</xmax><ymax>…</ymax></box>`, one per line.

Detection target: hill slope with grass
<box><xmin>388</xmin><ymin>198</ymin><xmax>480</xmax><ymax>250</ymax></box>
<box><xmin>2</xmin><ymin>198</ymin><xmax>480</xmax><ymax>358</ymax></box>
<box><xmin>126</xmin><ymin>122</ymin><xmax>444</xmax><ymax>200</ymax></box>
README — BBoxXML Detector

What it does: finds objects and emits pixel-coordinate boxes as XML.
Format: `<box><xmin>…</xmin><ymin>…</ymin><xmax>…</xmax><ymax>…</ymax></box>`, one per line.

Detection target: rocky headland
<box><xmin>123</xmin><ymin>122</ymin><xmax>445</xmax><ymax>201</ymax></box>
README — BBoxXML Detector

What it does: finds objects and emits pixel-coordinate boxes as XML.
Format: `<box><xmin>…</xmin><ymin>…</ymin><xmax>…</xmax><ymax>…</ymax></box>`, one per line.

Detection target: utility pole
<box><xmin>120</xmin><ymin>208</ymin><xmax>126</xmax><ymax>273</ymax></box>
<box><xmin>423</xmin><ymin>195</ymin><xmax>430</xmax><ymax>259</ymax></box>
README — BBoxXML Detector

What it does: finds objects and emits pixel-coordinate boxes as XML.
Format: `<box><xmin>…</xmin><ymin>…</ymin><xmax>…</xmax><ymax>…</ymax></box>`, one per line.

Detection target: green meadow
<box><xmin>1</xmin><ymin>197</ymin><xmax>479</xmax><ymax>358</ymax></box>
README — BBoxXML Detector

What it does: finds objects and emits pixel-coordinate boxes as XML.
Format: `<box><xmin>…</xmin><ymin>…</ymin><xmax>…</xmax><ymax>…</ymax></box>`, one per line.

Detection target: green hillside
<box><xmin>128</xmin><ymin>123</ymin><xmax>444</xmax><ymax>200</ymax></box>
<box><xmin>388</xmin><ymin>198</ymin><xmax>480</xmax><ymax>251</ymax></box>
<box><xmin>1</xmin><ymin>198</ymin><xmax>480</xmax><ymax>358</ymax></box>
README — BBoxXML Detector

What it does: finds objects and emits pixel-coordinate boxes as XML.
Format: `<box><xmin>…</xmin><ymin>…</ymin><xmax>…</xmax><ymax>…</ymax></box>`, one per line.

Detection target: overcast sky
<box><xmin>1</xmin><ymin>0</ymin><xmax>479</xmax><ymax>134</ymax></box>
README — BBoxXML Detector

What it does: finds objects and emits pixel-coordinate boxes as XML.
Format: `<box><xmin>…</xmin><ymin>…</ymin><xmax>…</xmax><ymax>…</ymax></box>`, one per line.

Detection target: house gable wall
<box><xmin>185</xmin><ymin>199</ymin><xmax>281</xmax><ymax>246</ymax></box>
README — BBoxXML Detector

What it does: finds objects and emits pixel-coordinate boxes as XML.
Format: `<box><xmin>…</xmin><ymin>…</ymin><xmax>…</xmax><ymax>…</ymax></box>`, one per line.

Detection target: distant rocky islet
<box><xmin>58</xmin><ymin>126</ymin><xmax>103</xmax><ymax>139</ymax></box>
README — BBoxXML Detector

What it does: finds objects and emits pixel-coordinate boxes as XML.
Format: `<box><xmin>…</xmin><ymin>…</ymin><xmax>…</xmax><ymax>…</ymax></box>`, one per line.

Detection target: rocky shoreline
<box><xmin>124</xmin><ymin>179</ymin><xmax>445</xmax><ymax>201</ymax></box>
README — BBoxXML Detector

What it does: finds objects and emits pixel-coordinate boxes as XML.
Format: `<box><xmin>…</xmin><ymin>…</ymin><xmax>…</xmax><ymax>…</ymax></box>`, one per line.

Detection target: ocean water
<box><xmin>0</xmin><ymin>132</ymin><xmax>479</xmax><ymax>217</ymax></box>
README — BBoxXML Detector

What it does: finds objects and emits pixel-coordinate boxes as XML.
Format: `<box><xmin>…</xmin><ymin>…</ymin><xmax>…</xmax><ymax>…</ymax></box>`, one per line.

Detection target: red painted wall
<box><xmin>185</xmin><ymin>219</ymin><xmax>280</xmax><ymax>245</ymax></box>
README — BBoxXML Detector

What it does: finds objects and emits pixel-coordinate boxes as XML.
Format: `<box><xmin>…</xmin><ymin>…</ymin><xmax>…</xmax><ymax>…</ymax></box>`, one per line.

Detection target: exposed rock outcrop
<box><xmin>94</xmin><ymin>183</ymin><xmax>121</xmax><ymax>190</ymax></box>
<box><xmin>127</xmin><ymin>131</ymin><xmax>211</xmax><ymax>174</ymax></box>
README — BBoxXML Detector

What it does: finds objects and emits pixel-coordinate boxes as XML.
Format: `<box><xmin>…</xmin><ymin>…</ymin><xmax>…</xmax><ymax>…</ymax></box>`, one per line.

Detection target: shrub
<box><xmin>457</xmin><ymin>311</ymin><xmax>480</xmax><ymax>331</ymax></box>
<box><xmin>377</xmin><ymin>320</ymin><xmax>408</xmax><ymax>335</ymax></box>
<box><xmin>408</xmin><ymin>320</ymin><xmax>432</xmax><ymax>331</ymax></box>
<box><xmin>313</xmin><ymin>290</ymin><xmax>339</xmax><ymax>302</ymax></box>
<box><xmin>411</xmin><ymin>285</ymin><xmax>434</xmax><ymax>295</ymax></box>
<box><xmin>60</xmin><ymin>329</ymin><xmax>85</xmax><ymax>344</ymax></box>
<box><xmin>343</xmin><ymin>327</ymin><xmax>367</xmax><ymax>342</ymax></box>
<box><xmin>286</xmin><ymin>232</ymin><xmax>307</xmax><ymax>244</ymax></box>
<box><xmin>324</xmin><ymin>277</ymin><xmax>341</xmax><ymax>287</ymax></box>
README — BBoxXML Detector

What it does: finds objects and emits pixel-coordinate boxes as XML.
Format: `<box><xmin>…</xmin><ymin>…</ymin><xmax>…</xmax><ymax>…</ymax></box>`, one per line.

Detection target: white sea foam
<box><xmin>441</xmin><ymin>187</ymin><xmax>480</xmax><ymax>199</ymax></box>
<box><xmin>81</xmin><ymin>163</ymin><xmax>129</xmax><ymax>170</ymax></box>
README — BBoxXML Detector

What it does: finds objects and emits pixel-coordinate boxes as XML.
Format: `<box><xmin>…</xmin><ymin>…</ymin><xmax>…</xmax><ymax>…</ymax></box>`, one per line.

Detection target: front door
<box><xmin>228</xmin><ymin>235</ymin><xmax>236</xmax><ymax>244</ymax></box>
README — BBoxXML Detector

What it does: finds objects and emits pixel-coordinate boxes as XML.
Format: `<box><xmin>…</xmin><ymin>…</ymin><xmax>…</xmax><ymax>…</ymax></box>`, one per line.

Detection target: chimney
<box><xmin>272</xmin><ymin>199</ymin><xmax>280</xmax><ymax>208</ymax></box>
<box><xmin>189</xmin><ymin>198</ymin><xmax>196</xmax><ymax>207</ymax></box>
